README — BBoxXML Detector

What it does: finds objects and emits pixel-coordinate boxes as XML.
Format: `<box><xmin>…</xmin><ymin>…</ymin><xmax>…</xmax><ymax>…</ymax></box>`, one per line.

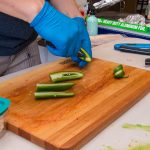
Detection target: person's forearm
<box><xmin>0</xmin><ymin>0</ymin><xmax>44</xmax><ymax>22</ymax></box>
<box><xmin>50</xmin><ymin>0</ymin><xmax>82</xmax><ymax>18</ymax></box>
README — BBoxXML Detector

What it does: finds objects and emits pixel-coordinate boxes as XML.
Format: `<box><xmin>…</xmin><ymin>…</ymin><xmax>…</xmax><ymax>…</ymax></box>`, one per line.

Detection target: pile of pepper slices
<box><xmin>35</xmin><ymin>64</ymin><xmax>128</xmax><ymax>99</ymax></box>
<box><xmin>34</xmin><ymin>71</ymin><xmax>84</xmax><ymax>99</ymax></box>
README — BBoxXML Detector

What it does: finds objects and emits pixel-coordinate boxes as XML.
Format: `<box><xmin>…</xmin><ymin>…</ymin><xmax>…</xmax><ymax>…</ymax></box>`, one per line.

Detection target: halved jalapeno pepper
<box><xmin>50</xmin><ymin>71</ymin><xmax>84</xmax><ymax>83</ymax></box>
<box><xmin>78</xmin><ymin>48</ymin><xmax>92</xmax><ymax>63</ymax></box>
<box><xmin>35</xmin><ymin>92</ymin><xmax>75</xmax><ymax>99</ymax></box>
<box><xmin>36</xmin><ymin>82</ymin><xmax>75</xmax><ymax>92</ymax></box>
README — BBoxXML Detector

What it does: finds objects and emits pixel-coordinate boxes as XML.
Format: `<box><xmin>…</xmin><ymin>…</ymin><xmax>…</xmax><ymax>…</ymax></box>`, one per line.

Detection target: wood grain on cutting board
<box><xmin>0</xmin><ymin>58</ymin><xmax>150</xmax><ymax>150</ymax></box>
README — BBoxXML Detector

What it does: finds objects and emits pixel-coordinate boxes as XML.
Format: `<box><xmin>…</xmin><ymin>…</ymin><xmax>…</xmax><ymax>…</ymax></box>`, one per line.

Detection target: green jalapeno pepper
<box><xmin>113</xmin><ymin>64</ymin><xmax>123</xmax><ymax>74</ymax></box>
<box><xmin>36</xmin><ymin>82</ymin><xmax>75</xmax><ymax>92</ymax></box>
<box><xmin>50</xmin><ymin>71</ymin><xmax>84</xmax><ymax>83</ymax></box>
<box><xmin>78</xmin><ymin>48</ymin><xmax>92</xmax><ymax>63</ymax></box>
<box><xmin>113</xmin><ymin>64</ymin><xmax>129</xmax><ymax>79</ymax></box>
<box><xmin>35</xmin><ymin>92</ymin><xmax>75</xmax><ymax>99</ymax></box>
<box><xmin>41</xmin><ymin>40</ymin><xmax>91</xmax><ymax>63</ymax></box>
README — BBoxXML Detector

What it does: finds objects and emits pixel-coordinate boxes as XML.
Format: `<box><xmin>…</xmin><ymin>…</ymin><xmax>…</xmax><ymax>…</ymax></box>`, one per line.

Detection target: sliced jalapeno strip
<box><xmin>113</xmin><ymin>64</ymin><xmax>129</xmax><ymax>79</ymax></box>
<box><xmin>36</xmin><ymin>82</ymin><xmax>75</xmax><ymax>92</ymax></box>
<box><xmin>50</xmin><ymin>71</ymin><xmax>84</xmax><ymax>83</ymax></box>
<box><xmin>35</xmin><ymin>92</ymin><xmax>75</xmax><ymax>99</ymax></box>
<box><xmin>78</xmin><ymin>48</ymin><xmax>92</xmax><ymax>62</ymax></box>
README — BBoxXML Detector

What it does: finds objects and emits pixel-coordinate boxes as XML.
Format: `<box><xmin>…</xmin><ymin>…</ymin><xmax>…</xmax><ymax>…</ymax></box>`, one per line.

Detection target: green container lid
<box><xmin>0</xmin><ymin>97</ymin><xmax>11</xmax><ymax>116</ymax></box>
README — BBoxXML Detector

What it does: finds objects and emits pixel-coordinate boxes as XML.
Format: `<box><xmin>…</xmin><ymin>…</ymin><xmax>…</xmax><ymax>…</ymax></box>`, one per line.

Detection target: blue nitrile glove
<box><xmin>71</xmin><ymin>17</ymin><xmax>92</xmax><ymax>68</ymax></box>
<box><xmin>30</xmin><ymin>1</ymin><xmax>81</xmax><ymax>57</ymax></box>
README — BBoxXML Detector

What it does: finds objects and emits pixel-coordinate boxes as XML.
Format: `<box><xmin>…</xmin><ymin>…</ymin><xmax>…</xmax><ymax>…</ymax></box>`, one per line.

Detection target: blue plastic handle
<box><xmin>114</xmin><ymin>43</ymin><xmax>150</xmax><ymax>50</ymax></box>
<box><xmin>0</xmin><ymin>97</ymin><xmax>11</xmax><ymax>116</ymax></box>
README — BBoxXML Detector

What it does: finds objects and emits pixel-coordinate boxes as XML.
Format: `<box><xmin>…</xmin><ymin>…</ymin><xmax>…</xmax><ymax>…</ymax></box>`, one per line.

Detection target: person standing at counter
<box><xmin>0</xmin><ymin>0</ymin><xmax>92</xmax><ymax>76</ymax></box>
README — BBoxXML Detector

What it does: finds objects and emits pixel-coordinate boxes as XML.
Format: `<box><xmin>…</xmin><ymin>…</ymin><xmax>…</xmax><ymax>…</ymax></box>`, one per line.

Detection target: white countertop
<box><xmin>0</xmin><ymin>37</ymin><xmax>150</xmax><ymax>150</ymax></box>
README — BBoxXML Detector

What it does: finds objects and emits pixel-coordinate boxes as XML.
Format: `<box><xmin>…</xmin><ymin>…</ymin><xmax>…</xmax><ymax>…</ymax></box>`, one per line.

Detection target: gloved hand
<box><xmin>30</xmin><ymin>1</ymin><xmax>81</xmax><ymax>57</ymax></box>
<box><xmin>71</xmin><ymin>17</ymin><xmax>92</xmax><ymax>68</ymax></box>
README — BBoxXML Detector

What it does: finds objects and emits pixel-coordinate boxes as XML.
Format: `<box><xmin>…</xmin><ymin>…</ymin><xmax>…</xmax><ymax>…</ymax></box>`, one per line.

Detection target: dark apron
<box><xmin>0</xmin><ymin>12</ymin><xmax>37</xmax><ymax>56</ymax></box>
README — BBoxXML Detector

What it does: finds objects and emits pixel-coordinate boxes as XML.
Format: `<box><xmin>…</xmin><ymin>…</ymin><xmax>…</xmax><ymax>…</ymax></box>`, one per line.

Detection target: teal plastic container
<box><xmin>0</xmin><ymin>97</ymin><xmax>10</xmax><ymax>138</ymax></box>
<box><xmin>86</xmin><ymin>14</ymin><xmax>98</xmax><ymax>36</ymax></box>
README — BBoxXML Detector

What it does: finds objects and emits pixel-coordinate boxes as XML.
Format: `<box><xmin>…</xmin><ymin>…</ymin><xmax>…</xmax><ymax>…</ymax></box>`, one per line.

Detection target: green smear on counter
<box><xmin>130</xmin><ymin>144</ymin><xmax>150</xmax><ymax>150</ymax></box>
<box><xmin>122</xmin><ymin>123</ymin><xmax>150</xmax><ymax>132</ymax></box>
<box><xmin>100</xmin><ymin>145</ymin><xmax>116</xmax><ymax>150</ymax></box>
<box><xmin>107</xmin><ymin>146</ymin><xmax>116</xmax><ymax>150</ymax></box>
<box><xmin>100</xmin><ymin>144</ymin><xmax>150</xmax><ymax>150</ymax></box>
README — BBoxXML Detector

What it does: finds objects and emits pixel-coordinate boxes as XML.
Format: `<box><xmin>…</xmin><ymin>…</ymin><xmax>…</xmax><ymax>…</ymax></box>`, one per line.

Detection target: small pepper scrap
<box><xmin>113</xmin><ymin>64</ymin><xmax>129</xmax><ymax>79</ymax></box>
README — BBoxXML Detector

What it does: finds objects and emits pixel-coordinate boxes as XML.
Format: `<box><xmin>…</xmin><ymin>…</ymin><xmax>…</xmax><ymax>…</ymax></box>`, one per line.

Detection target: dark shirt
<box><xmin>0</xmin><ymin>13</ymin><xmax>37</xmax><ymax>56</ymax></box>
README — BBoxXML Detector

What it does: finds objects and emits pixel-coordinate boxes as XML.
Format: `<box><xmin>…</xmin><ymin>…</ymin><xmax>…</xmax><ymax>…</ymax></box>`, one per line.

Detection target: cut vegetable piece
<box><xmin>113</xmin><ymin>64</ymin><xmax>129</xmax><ymax>79</ymax></box>
<box><xmin>122</xmin><ymin>123</ymin><xmax>150</xmax><ymax>132</ymax></box>
<box><xmin>78</xmin><ymin>48</ymin><xmax>92</xmax><ymax>62</ymax></box>
<box><xmin>35</xmin><ymin>92</ymin><xmax>75</xmax><ymax>99</ymax></box>
<box><xmin>50</xmin><ymin>71</ymin><xmax>84</xmax><ymax>83</ymax></box>
<box><xmin>36</xmin><ymin>82</ymin><xmax>75</xmax><ymax>92</ymax></box>
<box><xmin>114</xmin><ymin>69</ymin><xmax>125</xmax><ymax>78</ymax></box>
<box><xmin>113</xmin><ymin>64</ymin><xmax>123</xmax><ymax>74</ymax></box>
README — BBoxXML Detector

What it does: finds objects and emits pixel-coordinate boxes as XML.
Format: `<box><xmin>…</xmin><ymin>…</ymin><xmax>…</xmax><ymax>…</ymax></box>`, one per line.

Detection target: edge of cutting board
<box><xmin>1</xmin><ymin>58</ymin><xmax>150</xmax><ymax>150</ymax></box>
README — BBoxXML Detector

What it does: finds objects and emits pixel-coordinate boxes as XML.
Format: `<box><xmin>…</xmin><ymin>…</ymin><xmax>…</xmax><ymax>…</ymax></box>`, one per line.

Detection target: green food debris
<box><xmin>113</xmin><ymin>64</ymin><xmax>129</xmax><ymax>79</ymax></box>
<box><xmin>107</xmin><ymin>146</ymin><xmax>116</xmax><ymax>150</ymax></box>
<box><xmin>130</xmin><ymin>144</ymin><xmax>150</xmax><ymax>150</ymax></box>
<box><xmin>100</xmin><ymin>145</ymin><xmax>116</xmax><ymax>150</ymax></box>
<box><xmin>122</xmin><ymin>123</ymin><xmax>150</xmax><ymax>132</ymax></box>
<box><xmin>99</xmin><ymin>144</ymin><xmax>150</xmax><ymax>150</ymax></box>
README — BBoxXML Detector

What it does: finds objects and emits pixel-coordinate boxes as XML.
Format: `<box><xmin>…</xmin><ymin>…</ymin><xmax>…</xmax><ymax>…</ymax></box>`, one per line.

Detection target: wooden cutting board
<box><xmin>1</xmin><ymin>58</ymin><xmax>150</xmax><ymax>150</ymax></box>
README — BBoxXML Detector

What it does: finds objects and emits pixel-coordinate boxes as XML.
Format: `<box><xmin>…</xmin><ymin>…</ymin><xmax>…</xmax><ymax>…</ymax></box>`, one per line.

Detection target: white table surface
<box><xmin>0</xmin><ymin>37</ymin><xmax>150</xmax><ymax>150</ymax></box>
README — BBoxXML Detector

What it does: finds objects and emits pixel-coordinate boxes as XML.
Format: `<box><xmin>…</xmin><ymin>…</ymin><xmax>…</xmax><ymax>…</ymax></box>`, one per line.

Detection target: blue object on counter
<box><xmin>0</xmin><ymin>97</ymin><xmax>11</xmax><ymax>116</ymax></box>
<box><xmin>114</xmin><ymin>43</ymin><xmax>150</xmax><ymax>55</ymax></box>
<box><xmin>115</xmin><ymin>43</ymin><xmax>150</xmax><ymax>49</ymax></box>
